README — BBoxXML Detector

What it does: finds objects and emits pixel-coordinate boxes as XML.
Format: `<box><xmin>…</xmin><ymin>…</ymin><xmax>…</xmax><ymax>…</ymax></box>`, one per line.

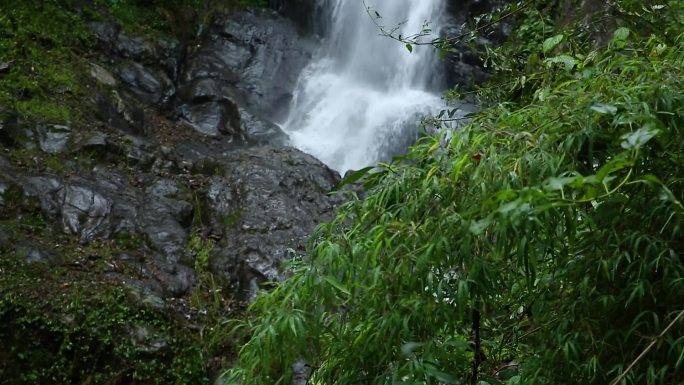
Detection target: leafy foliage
<box><xmin>0</xmin><ymin>0</ymin><xmax>91</xmax><ymax>122</ymax></box>
<box><xmin>224</xmin><ymin>3</ymin><xmax>684</xmax><ymax>385</ymax></box>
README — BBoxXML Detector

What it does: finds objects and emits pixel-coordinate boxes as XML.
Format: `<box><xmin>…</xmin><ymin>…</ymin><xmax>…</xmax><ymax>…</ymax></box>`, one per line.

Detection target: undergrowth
<box><xmin>0</xmin><ymin>0</ymin><xmax>91</xmax><ymax>123</ymax></box>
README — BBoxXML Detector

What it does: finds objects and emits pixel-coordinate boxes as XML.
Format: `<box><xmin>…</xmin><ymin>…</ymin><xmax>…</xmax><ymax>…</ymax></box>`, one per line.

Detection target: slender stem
<box><xmin>364</xmin><ymin>0</ymin><xmax>534</xmax><ymax>47</ymax></box>
<box><xmin>610</xmin><ymin>309</ymin><xmax>684</xmax><ymax>385</ymax></box>
<box><xmin>471</xmin><ymin>308</ymin><xmax>481</xmax><ymax>385</ymax></box>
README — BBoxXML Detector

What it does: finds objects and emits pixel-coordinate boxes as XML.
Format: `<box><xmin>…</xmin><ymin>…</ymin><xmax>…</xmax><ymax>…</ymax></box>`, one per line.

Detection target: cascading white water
<box><xmin>282</xmin><ymin>0</ymin><xmax>447</xmax><ymax>174</ymax></box>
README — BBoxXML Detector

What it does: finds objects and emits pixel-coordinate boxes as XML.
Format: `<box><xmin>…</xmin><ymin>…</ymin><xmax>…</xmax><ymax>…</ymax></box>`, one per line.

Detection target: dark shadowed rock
<box><xmin>141</xmin><ymin>198</ymin><xmax>192</xmax><ymax>256</ymax></box>
<box><xmin>114</xmin><ymin>32</ymin><xmax>156</xmax><ymax>61</ymax></box>
<box><xmin>155</xmin><ymin>263</ymin><xmax>196</xmax><ymax>298</ymax></box>
<box><xmin>121</xmin><ymin>135</ymin><xmax>157</xmax><ymax>169</ymax></box>
<box><xmin>155</xmin><ymin>37</ymin><xmax>183</xmax><ymax>82</ymax></box>
<box><xmin>176</xmin><ymin>78</ymin><xmax>242</xmax><ymax>137</ymax></box>
<box><xmin>74</xmin><ymin>130</ymin><xmax>110</xmax><ymax>153</ymax></box>
<box><xmin>0</xmin><ymin>116</ymin><xmax>37</xmax><ymax>150</ymax></box>
<box><xmin>239</xmin><ymin>108</ymin><xmax>288</xmax><ymax>145</ymax></box>
<box><xmin>116</xmin><ymin>62</ymin><xmax>175</xmax><ymax>108</ymax></box>
<box><xmin>269</xmin><ymin>0</ymin><xmax>318</xmax><ymax>34</ymax></box>
<box><xmin>176</xmin><ymin>78</ymin><xmax>287</xmax><ymax>143</ymax></box>
<box><xmin>178</xmin><ymin>78</ymin><xmax>223</xmax><ymax>103</ymax></box>
<box><xmin>0</xmin><ymin>225</ymin><xmax>9</xmax><ymax>246</ymax></box>
<box><xmin>173</xmin><ymin>141</ymin><xmax>217</xmax><ymax>173</ymax></box>
<box><xmin>24</xmin><ymin>248</ymin><xmax>60</xmax><ymax>265</ymax></box>
<box><xmin>88</xmin><ymin>21</ymin><xmax>119</xmax><ymax>47</ymax></box>
<box><xmin>94</xmin><ymin>90</ymin><xmax>146</xmax><ymax>135</ymax></box>
<box><xmin>179</xmin><ymin>100</ymin><xmax>240</xmax><ymax>137</ymax></box>
<box><xmin>128</xmin><ymin>324</ymin><xmax>170</xmax><ymax>354</ymax></box>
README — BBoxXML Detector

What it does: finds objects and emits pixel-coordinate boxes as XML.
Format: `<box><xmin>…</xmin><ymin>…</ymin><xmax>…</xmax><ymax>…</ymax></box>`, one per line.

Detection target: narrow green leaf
<box><xmin>542</xmin><ymin>34</ymin><xmax>564</xmax><ymax>53</ymax></box>
<box><xmin>595</xmin><ymin>156</ymin><xmax>632</xmax><ymax>181</ymax></box>
<box><xmin>675</xmin><ymin>341</ymin><xmax>684</xmax><ymax>368</ymax></box>
<box><xmin>400</xmin><ymin>342</ymin><xmax>423</xmax><ymax>357</ymax></box>
<box><xmin>337</xmin><ymin>166</ymin><xmax>374</xmax><ymax>189</ymax></box>
<box><xmin>621</xmin><ymin>126</ymin><xmax>660</xmax><ymax>150</ymax></box>
<box><xmin>425</xmin><ymin>366</ymin><xmax>459</xmax><ymax>384</ymax></box>
<box><xmin>469</xmin><ymin>217</ymin><xmax>493</xmax><ymax>235</ymax></box>
<box><xmin>545</xmin><ymin>176</ymin><xmax>577</xmax><ymax>191</ymax></box>
<box><xmin>545</xmin><ymin>55</ymin><xmax>577</xmax><ymax>71</ymax></box>
<box><xmin>590</xmin><ymin>103</ymin><xmax>618</xmax><ymax>114</ymax></box>
<box><xmin>324</xmin><ymin>276</ymin><xmax>350</xmax><ymax>295</ymax></box>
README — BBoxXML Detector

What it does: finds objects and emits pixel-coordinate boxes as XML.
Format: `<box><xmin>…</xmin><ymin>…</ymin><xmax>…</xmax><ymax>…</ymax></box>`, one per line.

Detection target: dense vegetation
<box><xmin>225</xmin><ymin>1</ymin><xmax>684</xmax><ymax>384</ymax></box>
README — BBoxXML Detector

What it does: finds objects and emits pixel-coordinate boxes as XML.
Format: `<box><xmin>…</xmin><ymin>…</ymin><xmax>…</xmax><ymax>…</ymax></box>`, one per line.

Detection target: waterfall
<box><xmin>282</xmin><ymin>0</ymin><xmax>447</xmax><ymax>174</ymax></box>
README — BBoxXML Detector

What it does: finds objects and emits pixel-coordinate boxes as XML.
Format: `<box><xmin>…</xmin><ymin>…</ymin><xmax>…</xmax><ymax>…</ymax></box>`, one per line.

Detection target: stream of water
<box><xmin>282</xmin><ymin>0</ymin><xmax>447</xmax><ymax>174</ymax></box>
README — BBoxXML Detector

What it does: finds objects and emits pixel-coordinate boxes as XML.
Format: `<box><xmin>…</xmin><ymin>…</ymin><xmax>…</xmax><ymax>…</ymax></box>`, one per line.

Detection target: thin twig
<box><xmin>364</xmin><ymin>0</ymin><xmax>534</xmax><ymax>47</ymax></box>
<box><xmin>610</xmin><ymin>308</ymin><xmax>684</xmax><ymax>385</ymax></box>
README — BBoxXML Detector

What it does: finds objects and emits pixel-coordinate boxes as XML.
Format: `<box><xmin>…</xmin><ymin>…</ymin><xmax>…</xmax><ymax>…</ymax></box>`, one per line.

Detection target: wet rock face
<box><xmin>36</xmin><ymin>124</ymin><xmax>72</xmax><ymax>154</ymax></box>
<box><xmin>206</xmin><ymin>146</ymin><xmax>343</xmax><ymax>300</ymax></box>
<box><xmin>183</xmin><ymin>10</ymin><xmax>316</xmax><ymax>123</ymax></box>
<box><xmin>0</xmin><ymin>160</ymin><xmax>197</xmax><ymax>297</ymax></box>
<box><xmin>0</xmin><ymin>135</ymin><xmax>341</xmax><ymax>301</ymax></box>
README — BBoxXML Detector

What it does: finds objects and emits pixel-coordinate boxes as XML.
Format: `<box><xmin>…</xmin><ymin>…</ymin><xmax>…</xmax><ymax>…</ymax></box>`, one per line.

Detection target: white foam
<box><xmin>282</xmin><ymin>0</ymin><xmax>450</xmax><ymax>173</ymax></box>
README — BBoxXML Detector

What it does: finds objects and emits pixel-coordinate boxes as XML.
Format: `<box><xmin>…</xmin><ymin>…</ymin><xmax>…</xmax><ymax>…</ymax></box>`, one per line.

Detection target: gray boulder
<box><xmin>0</xmin><ymin>181</ymin><xmax>9</xmax><ymax>208</ymax></box>
<box><xmin>88</xmin><ymin>21</ymin><xmax>181</xmax><ymax>79</ymax></box>
<box><xmin>207</xmin><ymin>146</ymin><xmax>342</xmax><ymax>300</ymax></box>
